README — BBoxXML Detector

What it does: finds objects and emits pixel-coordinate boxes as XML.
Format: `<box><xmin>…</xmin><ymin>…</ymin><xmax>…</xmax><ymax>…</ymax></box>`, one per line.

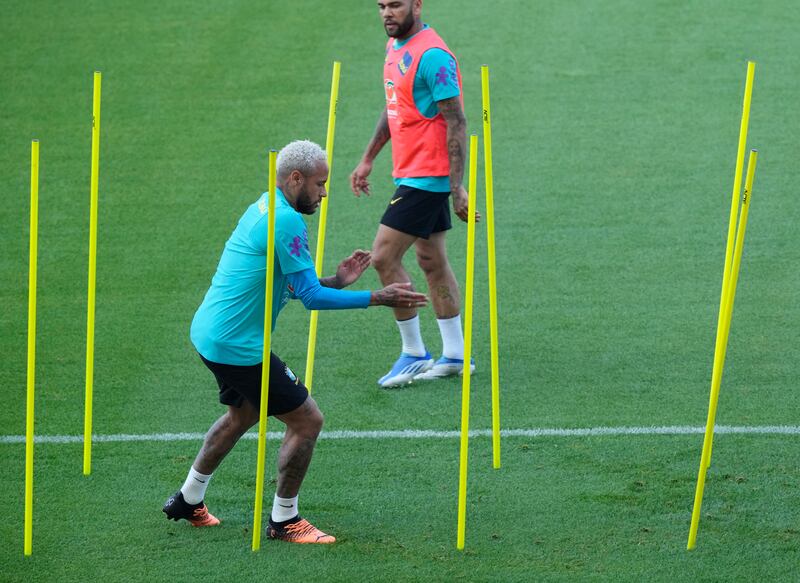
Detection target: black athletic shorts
<box><xmin>380</xmin><ymin>185</ymin><xmax>452</xmax><ymax>239</ymax></box>
<box><xmin>199</xmin><ymin>352</ymin><xmax>308</xmax><ymax>417</ymax></box>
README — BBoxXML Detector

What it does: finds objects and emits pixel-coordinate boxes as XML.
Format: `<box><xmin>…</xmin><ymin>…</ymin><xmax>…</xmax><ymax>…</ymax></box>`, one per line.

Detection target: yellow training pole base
<box><xmin>252</xmin><ymin>150</ymin><xmax>278</xmax><ymax>551</ymax></box>
<box><xmin>456</xmin><ymin>134</ymin><xmax>479</xmax><ymax>550</ymax></box>
<box><xmin>24</xmin><ymin>139</ymin><xmax>40</xmax><ymax>556</ymax></box>
<box><xmin>84</xmin><ymin>70</ymin><xmax>103</xmax><ymax>476</ymax></box>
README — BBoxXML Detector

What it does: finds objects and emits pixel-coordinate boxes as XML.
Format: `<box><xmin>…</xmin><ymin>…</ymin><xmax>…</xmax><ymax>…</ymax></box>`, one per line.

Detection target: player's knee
<box><xmin>229</xmin><ymin>405</ymin><xmax>259</xmax><ymax>432</ymax></box>
<box><xmin>310</xmin><ymin>410</ymin><xmax>324</xmax><ymax>438</ymax></box>
<box><xmin>309</xmin><ymin>407</ymin><xmax>324</xmax><ymax>437</ymax></box>
<box><xmin>301</xmin><ymin>397</ymin><xmax>324</xmax><ymax>437</ymax></box>
<box><xmin>416</xmin><ymin>248</ymin><xmax>444</xmax><ymax>276</ymax></box>
<box><xmin>245</xmin><ymin>409</ymin><xmax>260</xmax><ymax>429</ymax></box>
<box><xmin>371</xmin><ymin>248</ymin><xmax>398</xmax><ymax>276</ymax></box>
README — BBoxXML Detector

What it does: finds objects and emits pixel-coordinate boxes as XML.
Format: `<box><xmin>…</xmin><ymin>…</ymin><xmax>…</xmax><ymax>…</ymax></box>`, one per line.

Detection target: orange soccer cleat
<box><xmin>162</xmin><ymin>491</ymin><xmax>220</xmax><ymax>527</ymax></box>
<box><xmin>267</xmin><ymin>517</ymin><xmax>335</xmax><ymax>544</ymax></box>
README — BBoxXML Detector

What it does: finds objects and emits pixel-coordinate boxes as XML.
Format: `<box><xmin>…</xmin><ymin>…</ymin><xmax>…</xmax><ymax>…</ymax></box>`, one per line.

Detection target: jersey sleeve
<box><xmin>274</xmin><ymin>210</ymin><xmax>315</xmax><ymax>274</ymax></box>
<box><xmin>246</xmin><ymin>197</ymin><xmax>315</xmax><ymax>275</ymax></box>
<box><xmin>287</xmin><ymin>268</ymin><xmax>371</xmax><ymax>310</ymax></box>
<box><xmin>417</xmin><ymin>47</ymin><xmax>460</xmax><ymax>102</ymax></box>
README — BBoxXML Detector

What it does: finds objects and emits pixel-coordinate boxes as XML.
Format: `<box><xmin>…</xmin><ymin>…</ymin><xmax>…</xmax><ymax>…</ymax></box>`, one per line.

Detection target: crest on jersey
<box><xmin>289</xmin><ymin>229</ymin><xmax>309</xmax><ymax>257</ymax></box>
<box><xmin>398</xmin><ymin>51</ymin><xmax>413</xmax><ymax>75</ymax></box>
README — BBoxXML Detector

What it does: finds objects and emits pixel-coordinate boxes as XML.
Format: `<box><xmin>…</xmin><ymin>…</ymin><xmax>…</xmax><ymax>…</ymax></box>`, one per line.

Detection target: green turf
<box><xmin>2</xmin><ymin>0</ymin><xmax>800</xmax><ymax>579</ymax></box>
<box><xmin>1</xmin><ymin>435</ymin><xmax>799</xmax><ymax>581</ymax></box>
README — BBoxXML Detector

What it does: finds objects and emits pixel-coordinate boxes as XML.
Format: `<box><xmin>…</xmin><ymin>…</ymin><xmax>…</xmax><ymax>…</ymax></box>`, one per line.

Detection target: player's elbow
<box><xmin>299</xmin><ymin>293</ymin><xmax>318</xmax><ymax>310</ymax></box>
<box><xmin>439</xmin><ymin>99</ymin><xmax>466</xmax><ymax>128</ymax></box>
<box><xmin>443</xmin><ymin>109</ymin><xmax>465</xmax><ymax>128</ymax></box>
<box><xmin>294</xmin><ymin>286</ymin><xmax>320</xmax><ymax>310</ymax></box>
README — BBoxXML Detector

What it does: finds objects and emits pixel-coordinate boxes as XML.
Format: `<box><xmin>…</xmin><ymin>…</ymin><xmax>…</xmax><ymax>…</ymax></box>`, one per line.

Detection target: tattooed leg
<box><xmin>372</xmin><ymin>224</ymin><xmax>419</xmax><ymax>320</ymax></box>
<box><xmin>415</xmin><ymin>232</ymin><xmax>460</xmax><ymax>319</ymax></box>
<box><xmin>192</xmin><ymin>401</ymin><xmax>259</xmax><ymax>475</ymax></box>
<box><xmin>273</xmin><ymin>397</ymin><xmax>324</xmax><ymax>498</ymax></box>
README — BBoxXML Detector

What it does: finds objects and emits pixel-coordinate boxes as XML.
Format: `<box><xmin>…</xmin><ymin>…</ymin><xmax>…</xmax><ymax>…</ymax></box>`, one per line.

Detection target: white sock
<box><xmin>438</xmin><ymin>314</ymin><xmax>464</xmax><ymax>360</ymax></box>
<box><xmin>180</xmin><ymin>467</ymin><xmax>213</xmax><ymax>505</ymax></box>
<box><xmin>397</xmin><ymin>315</ymin><xmax>426</xmax><ymax>356</ymax></box>
<box><xmin>271</xmin><ymin>495</ymin><xmax>299</xmax><ymax>523</ymax></box>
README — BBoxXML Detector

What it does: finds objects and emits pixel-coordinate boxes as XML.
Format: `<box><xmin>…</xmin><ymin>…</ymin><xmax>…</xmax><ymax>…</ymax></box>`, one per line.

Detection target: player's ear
<box><xmin>291</xmin><ymin>169</ymin><xmax>305</xmax><ymax>185</ymax></box>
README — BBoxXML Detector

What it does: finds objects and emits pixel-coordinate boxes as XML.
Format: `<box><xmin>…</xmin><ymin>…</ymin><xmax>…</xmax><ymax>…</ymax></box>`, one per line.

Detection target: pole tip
<box><xmin>750</xmin><ymin>148</ymin><xmax>758</xmax><ymax>153</ymax></box>
<box><xmin>32</xmin><ymin>139</ymin><xmax>39</xmax><ymax>143</ymax></box>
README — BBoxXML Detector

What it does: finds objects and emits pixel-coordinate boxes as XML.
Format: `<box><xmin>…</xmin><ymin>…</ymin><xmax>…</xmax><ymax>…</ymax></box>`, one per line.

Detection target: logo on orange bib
<box><xmin>384</xmin><ymin>79</ymin><xmax>398</xmax><ymax>118</ymax></box>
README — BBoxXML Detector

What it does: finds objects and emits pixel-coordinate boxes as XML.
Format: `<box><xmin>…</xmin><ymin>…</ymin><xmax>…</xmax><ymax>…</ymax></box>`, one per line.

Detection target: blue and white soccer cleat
<box><xmin>378</xmin><ymin>352</ymin><xmax>434</xmax><ymax>388</ymax></box>
<box><xmin>413</xmin><ymin>356</ymin><xmax>475</xmax><ymax>380</ymax></box>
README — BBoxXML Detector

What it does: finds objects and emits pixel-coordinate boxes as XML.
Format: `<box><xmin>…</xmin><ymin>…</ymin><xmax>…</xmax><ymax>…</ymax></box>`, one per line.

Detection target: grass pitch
<box><xmin>2</xmin><ymin>0</ymin><xmax>800</xmax><ymax>580</ymax></box>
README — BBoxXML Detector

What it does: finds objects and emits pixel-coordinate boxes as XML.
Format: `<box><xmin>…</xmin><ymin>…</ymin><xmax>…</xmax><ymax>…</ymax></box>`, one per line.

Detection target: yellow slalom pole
<box><xmin>688</xmin><ymin>149</ymin><xmax>758</xmax><ymax>550</ymax></box>
<box><xmin>456</xmin><ymin>134</ymin><xmax>479</xmax><ymax>550</ymax></box>
<box><xmin>481</xmin><ymin>65</ymin><xmax>501</xmax><ymax>470</ymax></box>
<box><xmin>252</xmin><ymin>149</ymin><xmax>278</xmax><ymax>552</ymax></box>
<box><xmin>84</xmin><ymin>71</ymin><xmax>102</xmax><ymax>475</ymax></box>
<box><xmin>24</xmin><ymin>139</ymin><xmax>40</xmax><ymax>557</ymax></box>
<box><xmin>706</xmin><ymin>61</ymin><xmax>755</xmax><ymax>470</ymax></box>
<box><xmin>305</xmin><ymin>61</ymin><xmax>341</xmax><ymax>393</ymax></box>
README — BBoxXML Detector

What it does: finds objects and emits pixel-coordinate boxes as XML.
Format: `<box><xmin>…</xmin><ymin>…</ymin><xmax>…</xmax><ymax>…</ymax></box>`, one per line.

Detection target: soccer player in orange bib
<box><xmin>351</xmin><ymin>0</ymin><xmax>478</xmax><ymax>387</ymax></box>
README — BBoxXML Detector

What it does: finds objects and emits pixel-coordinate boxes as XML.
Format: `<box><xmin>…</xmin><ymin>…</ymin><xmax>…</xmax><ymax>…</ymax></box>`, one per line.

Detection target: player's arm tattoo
<box><xmin>437</xmin><ymin>96</ymin><xmax>467</xmax><ymax>192</ymax></box>
<box><xmin>319</xmin><ymin>275</ymin><xmax>340</xmax><ymax>289</ymax></box>
<box><xmin>370</xmin><ymin>284</ymin><xmax>417</xmax><ymax>307</ymax></box>
<box><xmin>362</xmin><ymin>109</ymin><xmax>391</xmax><ymax>162</ymax></box>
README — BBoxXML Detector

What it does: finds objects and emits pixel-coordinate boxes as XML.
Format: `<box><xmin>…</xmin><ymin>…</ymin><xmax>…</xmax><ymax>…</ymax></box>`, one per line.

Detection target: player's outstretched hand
<box><xmin>334</xmin><ymin>249</ymin><xmax>372</xmax><ymax>288</ymax></box>
<box><xmin>370</xmin><ymin>282</ymin><xmax>428</xmax><ymax>308</ymax></box>
<box><xmin>350</xmin><ymin>160</ymin><xmax>373</xmax><ymax>197</ymax></box>
<box><xmin>452</xmin><ymin>185</ymin><xmax>481</xmax><ymax>223</ymax></box>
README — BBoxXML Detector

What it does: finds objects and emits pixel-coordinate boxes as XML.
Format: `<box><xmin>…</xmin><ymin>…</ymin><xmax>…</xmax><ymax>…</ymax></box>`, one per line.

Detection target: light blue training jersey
<box><xmin>392</xmin><ymin>25</ymin><xmax>461</xmax><ymax>193</ymax></box>
<box><xmin>191</xmin><ymin>188</ymin><xmax>315</xmax><ymax>365</ymax></box>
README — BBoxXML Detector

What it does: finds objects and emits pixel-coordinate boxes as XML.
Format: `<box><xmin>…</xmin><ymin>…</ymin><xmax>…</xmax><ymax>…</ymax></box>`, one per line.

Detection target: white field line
<box><xmin>1</xmin><ymin>425</ymin><xmax>800</xmax><ymax>445</ymax></box>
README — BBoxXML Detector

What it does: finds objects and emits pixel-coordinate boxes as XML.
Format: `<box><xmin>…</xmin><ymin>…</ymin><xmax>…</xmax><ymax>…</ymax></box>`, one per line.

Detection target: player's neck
<box><xmin>275</xmin><ymin>181</ymin><xmax>297</xmax><ymax>210</ymax></box>
<box><xmin>396</xmin><ymin>20</ymin><xmax>423</xmax><ymax>41</ymax></box>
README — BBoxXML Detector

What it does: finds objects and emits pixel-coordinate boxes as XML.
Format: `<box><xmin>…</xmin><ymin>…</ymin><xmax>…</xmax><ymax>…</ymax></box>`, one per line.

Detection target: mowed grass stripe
<box><xmin>3</xmin><ymin>424</ymin><xmax>800</xmax><ymax>444</ymax></box>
